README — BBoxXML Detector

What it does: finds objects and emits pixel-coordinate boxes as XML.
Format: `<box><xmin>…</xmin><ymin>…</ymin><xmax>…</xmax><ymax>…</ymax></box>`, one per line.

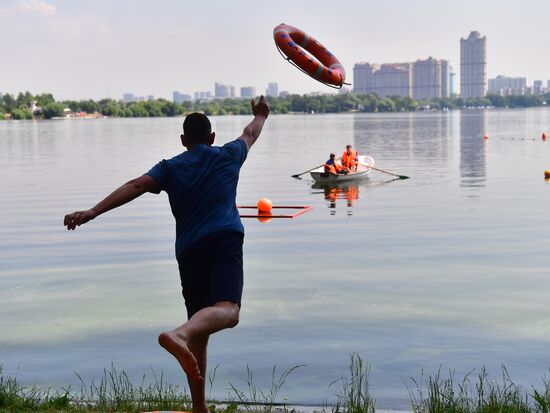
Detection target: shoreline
<box><xmin>1</xmin><ymin>104</ymin><xmax>549</xmax><ymax>123</ymax></box>
<box><xmin>2</xmin><ymin>358</ymin><xmax>549</xmax><ymax>413</ymax></box>
<box><xmin>2</xmin><ymin>92</ymin><xmax>549</xmax><ymax>120</ymax></box>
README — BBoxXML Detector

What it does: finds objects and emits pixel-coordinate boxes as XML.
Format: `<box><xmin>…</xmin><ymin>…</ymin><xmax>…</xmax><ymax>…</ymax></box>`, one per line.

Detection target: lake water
<box><xmin>1</xmin><ymin>109</ymin><xmax>550</xmax><ymax>409</ymax></box>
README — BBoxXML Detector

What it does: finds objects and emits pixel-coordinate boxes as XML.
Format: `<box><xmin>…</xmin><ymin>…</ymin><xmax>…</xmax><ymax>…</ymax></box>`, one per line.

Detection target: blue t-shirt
<box><xmin>146</xmin><ymin>139</ymin><xmax>248</xmax><ymax>258</ymax></box>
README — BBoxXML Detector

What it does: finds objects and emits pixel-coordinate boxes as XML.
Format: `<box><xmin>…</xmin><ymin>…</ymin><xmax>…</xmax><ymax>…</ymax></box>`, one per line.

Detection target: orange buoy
<box><xmin>273</xmin><ymin>24</ymin><xmax>346</xmax><ymax>87</ymax></box>
<box><xmin>257</xmin><ymin>197</ymin><xmax>273</xmax><ymax>213</ymax></box>
<box><xmin>543</xmin><ymin>132</ymin><xmax>548</xmax><ymax>141</ymax></box>
<box><xmin>483</xmin><ymin>134</ymin><xmax>489</xmax><ymax>140</ymax></box>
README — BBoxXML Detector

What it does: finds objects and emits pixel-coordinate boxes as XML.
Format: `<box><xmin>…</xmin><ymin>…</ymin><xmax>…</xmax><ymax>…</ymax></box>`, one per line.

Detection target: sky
<box><xmin>1</xmin><ymin>0</ymin><xmax>549</xmax><ymax>101</ymax></box>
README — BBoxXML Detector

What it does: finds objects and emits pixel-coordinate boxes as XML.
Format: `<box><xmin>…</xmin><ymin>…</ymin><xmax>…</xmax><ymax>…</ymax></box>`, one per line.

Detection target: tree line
<box><xmin>1</xmin><ymin>91</ymin><xmax>549</xmax><ymax>120</ymax></box>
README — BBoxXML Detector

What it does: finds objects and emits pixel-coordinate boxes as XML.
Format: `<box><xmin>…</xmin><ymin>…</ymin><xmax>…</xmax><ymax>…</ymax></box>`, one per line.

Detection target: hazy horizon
<box><xmin>1</xmin><ymin>0</ymin><xmax>549</xmax><ymax>101</ymax></box>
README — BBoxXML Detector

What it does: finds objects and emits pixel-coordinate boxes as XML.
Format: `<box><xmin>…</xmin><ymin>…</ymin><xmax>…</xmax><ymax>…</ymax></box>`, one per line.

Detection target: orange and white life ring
<box><xmin>273</xmin><ymin>23</ymin><xmax>346</xmax><ymax>87</ymax></box>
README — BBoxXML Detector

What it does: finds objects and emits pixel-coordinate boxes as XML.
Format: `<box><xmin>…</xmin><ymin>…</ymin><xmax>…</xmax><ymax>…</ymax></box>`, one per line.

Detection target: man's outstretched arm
<box><xmin>238</xmin><ymin>95</ymin><xmax>270</xmax><ymax>150</ymax></box>
<box><xmin>63</xmin><ymin>175</ymin><xmax>159</xmax><ymax>230</ymax></box>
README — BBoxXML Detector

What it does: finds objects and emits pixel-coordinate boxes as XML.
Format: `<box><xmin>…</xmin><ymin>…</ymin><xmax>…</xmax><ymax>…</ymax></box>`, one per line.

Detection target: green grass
<box><xmin>2</xmin><ymin>358</ymin><xmax>550</xmax><ymax>413</ymax></box>
<box><xmin>330</xmin><ymin>354</ymin><xmax>375</xmax><ymax>413</ymax></box>
<box><xmin>0</xmin><ymin>364</ymin><xmax>191</xmax><ymax>412</ymax></box>
<box><xmin>407</xmin><ymin>365</ymin><xmax>542</xmax><ymax>413</ymax></box>
<box><xmin>228</xmin><ymin>364</ymin><xmax>305</xmax><ymax>413</ymax></box>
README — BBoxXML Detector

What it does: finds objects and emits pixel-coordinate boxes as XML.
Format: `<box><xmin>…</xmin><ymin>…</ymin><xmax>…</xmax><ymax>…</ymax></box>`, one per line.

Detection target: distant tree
<box><xmin>35</xmin><ymin>93</ymin><xmax>55</xmax><ymax>107</ymax></box>
<box><xmin>227</xmin><ymin>105</ymin><xmax>240</xmax><ymax>115</ymax></box>
<box><xmin>144</xmin><ymin>101</ymin><xmax>162</xmax><ymax>117</ymax></box>
<box><xmin>11</xmin><ymin>108</ymin><xmax>33</xmax><ymax>120</ymax></box>
<box><xmin>122</xmin><ymin>107</ymin><xmax>133</xmax><ymax>117</ymax></box>
<box><xmin>16</xmin><ymin>91</ymin><xmax>34</xmax><ymax>108</ymax></box>
<box><xmin>289</xmin><ymin>94</ymin><xmax>307</xmax><ymax>112</ymax></box>
<box><xmin>181</xmin><ymin>101</ymin><xmax>193</xmax><ymax>112</ymax></box>
<box><xmin>42</xmin><ymin>102</ymin><xmax>65</xmax><ymax>119</ymax></box>
<box><xmin>378</xmin><ymin>97</ymin><xmax>396</xmax><ymax>112</ymax></box>
<box><xmin>64</xmin><ymin>100</ymin><xmax>81</xmax><ymax>113</ymax></box>
<box><xmin>101</xmin><ymin>102</ymin><xmax>123</xmax><ymax>117</ymax></box>
<box><xmin>128</xmin><ymin>103</ymin><xmax>148</xmax><ymax>117</ymax></box>
<box><xmin>1</xmin><ymin>93</ymin><xmax>16</xmax><ymax>113</ymax></box>
<box><xmin>159</xmin><ymin>101</ymin><xmax>183</xmax><ymax>117</ymax></box>
<box><xmin>486</xmin><ymin>94</ymin><xmax>506</xmax><ymax>107</ymax></box>
<box><xmin>359</xmin><ymin>93</ymin><xmax>380</xmax><ymax>112</ymax></box>
<box><xmin>80</xmin><ymin>100</ymin><xmax>99</xmax><ymax>113</ymax></box>
<box><xmin>238</xmin><ymin>104</ymin><xmax>252</xmax><ymax>115</ymax></box>
<box><xmin>0</xmin><ymin>111</ymin><xmax>5</xmax><ymax>120</ymax></box>
<box><xmin>401</xmin><ymin>96</ymin><xmax>419</xmax><ymax>111</ymax></box>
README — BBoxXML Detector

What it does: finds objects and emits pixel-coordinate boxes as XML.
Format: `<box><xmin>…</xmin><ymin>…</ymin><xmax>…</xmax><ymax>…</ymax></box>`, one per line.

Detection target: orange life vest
<box><xmin>324</xmin><ymin>161</ymin><xmax>342</xmax><ymax>174</ymax></box>
<box><xmin>341</xmin><ymin>150</ymin><xmax>358</xmax><ymax>169</ymax></box>
<box><xmin>324</xmin><ymin>163</ymin><xmax>336</xmax><ymax>174</ymax></box>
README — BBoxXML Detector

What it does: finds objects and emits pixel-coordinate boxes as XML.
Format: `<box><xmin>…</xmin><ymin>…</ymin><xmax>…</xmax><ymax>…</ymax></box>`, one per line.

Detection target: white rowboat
<box><xmin>310</xmin><ymin>156</ymin><xmax>375</xmax><ymax>182</ymax></box>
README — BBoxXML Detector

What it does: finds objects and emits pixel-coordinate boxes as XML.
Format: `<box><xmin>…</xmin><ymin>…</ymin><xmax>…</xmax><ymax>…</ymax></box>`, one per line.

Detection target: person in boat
<box><xmin>324</xmin><ymin>153</ymin><xmax>349</xmax><ymax>175</ymax></box>
<box><xmin>63</xmin><ymin>97</ymin><xmax>270</xmax><ymax>413</ymax></box>
<box><xmin>341</xmin><ymin>144</ymin><xmax>359</xmax><ymax>172</ymax></box>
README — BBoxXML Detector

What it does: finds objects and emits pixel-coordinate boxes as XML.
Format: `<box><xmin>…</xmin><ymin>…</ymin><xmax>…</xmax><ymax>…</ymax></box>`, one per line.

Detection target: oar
<box><xmin>292</xmin><ymin>157</ymin><xmax>341</xmax><ymax>179</ymax></box>
<box><xmin>360</xmin><ymin>162</ymin><xmax>409</xmax><ymax>180</ymax></box>
<box><xmin>292</xmin><ymin>164</ymin><xmax>326</xmax><ymax>179</ymax></box>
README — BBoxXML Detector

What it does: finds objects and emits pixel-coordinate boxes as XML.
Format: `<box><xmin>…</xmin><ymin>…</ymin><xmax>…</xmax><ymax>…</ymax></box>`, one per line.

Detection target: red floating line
<box><xmin>237</xmin><ymin>205</ymin><xmax>314</xmax><ymax>219</ymax></box>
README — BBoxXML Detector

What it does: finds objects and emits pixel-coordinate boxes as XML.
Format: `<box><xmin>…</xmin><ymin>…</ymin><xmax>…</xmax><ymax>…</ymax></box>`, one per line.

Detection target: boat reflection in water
<box><xmin>312</xmin><ymin>182</ymin><xmax>361</xmax><ymax>216</ymax></box>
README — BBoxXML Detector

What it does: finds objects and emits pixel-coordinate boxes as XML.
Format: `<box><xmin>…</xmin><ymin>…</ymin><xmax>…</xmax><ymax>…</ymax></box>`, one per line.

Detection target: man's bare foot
<box><xmin>158</xmin><ymin>331</ymin><xmax>203</xmax><ymax>380</ymax></box>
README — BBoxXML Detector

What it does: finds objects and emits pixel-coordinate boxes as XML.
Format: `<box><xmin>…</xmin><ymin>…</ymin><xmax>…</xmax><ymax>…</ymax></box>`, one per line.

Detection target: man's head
<box><xmin>181</xmin><ymin>113</ymin><xmax>215</xmax><ymax>148</ymax></box>
<box><xmin>346</xmin><ymin>144</ymin><xmax>353</xmax><ymax>154</ymax></box>
<box><xmin>330</xmin><ymin>153</ymin><xmax>336</xmax><ymax>160</ymax></box>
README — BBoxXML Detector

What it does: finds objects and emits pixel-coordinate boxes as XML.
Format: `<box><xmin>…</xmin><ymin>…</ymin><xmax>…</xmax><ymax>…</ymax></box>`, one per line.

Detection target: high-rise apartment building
<box><xmin>194</xmin><ymin>91</ymin><xmax>212</xmax><ymax>100</ymax></box>
<box><xmin>352</xmin><ymin>62</ymin><xmax>411</xmax><ymax>97</ymax></box>
<box><xmin>214</xmin><ymin>83</ymin><xmax>236</xmax><ymax>98</ymax></box>
<box><xmin>376</xmin><ymin>64</ymin><xmax>412</xmax><ymax>97</ymax></box>
<box><xmin>440</xmin><ymin>61</ymin><xmax>450</xmax><ymax>98</ymax></box>
<box><xmin>460</xmin><ymin>31</ymin><xmax>487</xmax><ymax>98</ymax></box>
<box><xmin>488</xmin><ymin>76</ymin><xmax>527</xmax><ymax>95</ymax></box>
<box><xmin>412</xmin><ymin>58</ymin><xmax>450</xmax><ymax>100</ymax></box>
<box><xmin>215</xmin><ymin>82</ymin><xmax>234</xmax><ymax>98</ymax></box>
<box><xmin>240</xmin><ymin>86</ymin><xmax>256</xmax><ymax>98</ymax></box>
<box><xmin>173</xmin><ymin>91</ymin><xmax>192</xmax><ymax>103</ymax></box>
<box><xmin>122</xmin><ymin>93</ymin><xmax>135</xmax><ymax>103</ymax></box>
<box><xmin>533</xmin><ymin>80</ymin><xmax>543</xmax><ymax>95</ymax></box>
<box><xmin>266</xmin><ymin>82</ymin><xmax>279</xmax><ymax>97</ymax></box>
<box><xmin>413</xmin><ymin>58</ymin><xmax>440</xmax><ymax>100</ymax></box>
<box><xmin>353</xmin><ymin>63</ymin><xmax>378</xmax><ymax>94</ymax></box>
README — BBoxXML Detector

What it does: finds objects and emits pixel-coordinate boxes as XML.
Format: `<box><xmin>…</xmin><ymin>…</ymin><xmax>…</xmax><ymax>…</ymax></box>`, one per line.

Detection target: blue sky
<box><xmin>1</xmin><ymin>0</ymin><xmax>549</xmax><ymax>100</ymax></box>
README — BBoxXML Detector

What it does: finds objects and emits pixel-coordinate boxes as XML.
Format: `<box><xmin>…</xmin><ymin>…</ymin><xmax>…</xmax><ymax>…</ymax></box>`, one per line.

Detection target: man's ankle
<box><xmin>192</xmin><ymin>401</ymin><xmax>209</xmax><ymax>412</ymax></box>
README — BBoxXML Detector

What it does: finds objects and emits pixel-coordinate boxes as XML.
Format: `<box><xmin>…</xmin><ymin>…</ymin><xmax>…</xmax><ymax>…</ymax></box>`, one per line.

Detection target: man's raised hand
<box><xmin>251</xmin><ymin>95</ymin><xmax>269</xmax><ymax>119</ymax></box>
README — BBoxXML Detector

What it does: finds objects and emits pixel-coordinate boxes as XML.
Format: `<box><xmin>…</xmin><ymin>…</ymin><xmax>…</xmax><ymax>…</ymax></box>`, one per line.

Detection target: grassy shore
<box><xmin>1</xmin><ymin>355</ymin><xmax>549</xmax><ymax>413</ymax></box>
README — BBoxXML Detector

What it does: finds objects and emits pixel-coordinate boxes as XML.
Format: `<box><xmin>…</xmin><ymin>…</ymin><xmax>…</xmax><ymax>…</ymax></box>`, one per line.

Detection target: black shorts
<box><xmin>177</xmin><ymin>231</ymin><xmax>244</xmax><ymax>319</ymax></box>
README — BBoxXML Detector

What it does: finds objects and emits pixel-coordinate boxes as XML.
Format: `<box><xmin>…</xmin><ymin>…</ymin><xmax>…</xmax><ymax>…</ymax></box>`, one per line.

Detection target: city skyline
<box><xmin>1</xmin><ymin>0</ymin><xmax>549</xmax><ymax>100</ymax></box>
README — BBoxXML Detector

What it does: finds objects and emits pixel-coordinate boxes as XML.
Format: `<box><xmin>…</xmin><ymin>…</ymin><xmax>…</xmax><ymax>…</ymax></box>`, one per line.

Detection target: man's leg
<box><xmin>187</xmin><ymin>334</ymin><xmax>209</xmax><ymax>413</ymax></box>
<box><xmin>158</xmin><ymin>301</ymin><xmax>239</xmax><ymax>380</ymax></box>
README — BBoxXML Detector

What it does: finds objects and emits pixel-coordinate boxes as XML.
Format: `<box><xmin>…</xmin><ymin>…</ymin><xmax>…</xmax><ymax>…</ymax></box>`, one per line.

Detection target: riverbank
<box><xmin>2</xmin><ymin>355</ymin><xmax>549</xmax><ymax>413</ymax></box>
<box><xmin>1</xmin><ymin>91</ymin><xmax>548</xmax><ymax>120</ymax></box>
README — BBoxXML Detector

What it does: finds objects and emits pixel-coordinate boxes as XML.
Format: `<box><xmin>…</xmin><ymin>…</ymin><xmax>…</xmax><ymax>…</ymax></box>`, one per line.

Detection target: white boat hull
<box><xmin>310</xmin><ymin>156</ymin><xmax>374</xmax><ymax>182</ymax></box>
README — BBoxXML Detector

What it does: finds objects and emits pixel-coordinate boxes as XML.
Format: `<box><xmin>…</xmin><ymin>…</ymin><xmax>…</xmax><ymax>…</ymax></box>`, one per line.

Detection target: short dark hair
<box><xmin>330</xmin><ymin>153</ymin><xmax>335</xmax><ymax>157</ymax></box>
<box><xmin>346</xmin><ymin>144</ymin><xmax>352</xmax><ymax>148</ymax></box>
<box><xmin>183</xmin><ymin>113</ymin><xmax>212</xmax><ymax>144</ymax></box>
